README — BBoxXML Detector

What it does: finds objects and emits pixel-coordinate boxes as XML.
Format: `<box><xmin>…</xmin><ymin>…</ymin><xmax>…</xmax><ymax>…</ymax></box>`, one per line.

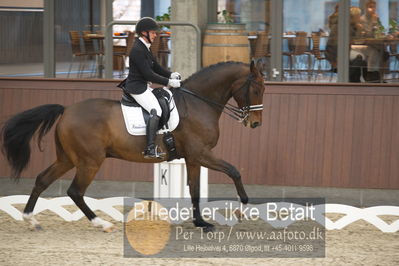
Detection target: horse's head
<box><xmin>231</xmin><ymin>61</ymin><xmax>265</xmax><ymax>128</ymax></box>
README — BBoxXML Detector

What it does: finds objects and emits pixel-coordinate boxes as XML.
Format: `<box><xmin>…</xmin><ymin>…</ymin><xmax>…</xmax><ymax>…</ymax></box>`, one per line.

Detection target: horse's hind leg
<box><xmin>23</xmin><ymin>160</ymin><xmax>73</xmax><ymax>230</ymax></box>
<box><xmin>67</xmin><ymin>165</ymin><xmax>115</xmax><ymax>232</ymax></box>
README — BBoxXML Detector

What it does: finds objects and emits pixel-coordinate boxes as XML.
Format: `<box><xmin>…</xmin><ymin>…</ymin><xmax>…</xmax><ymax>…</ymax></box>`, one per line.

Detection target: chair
<box><xmin>67</xmin><ymin>31</ymin><xmax>86</xmax><ymax>78</ymax></box>
<box><xmin>158</xmin><ymin>34</ymin><xmax>170</xmax><ymax>68</ymax></box>
<box><xmin>253</xmin><ymin>31</ymin><xmax>270</xmax><ymax>58</ymax></box>
<box><xmin>82</xmin><ymin>31</ymin><xmax>103</xmax><ymax>77</ymax></box>
<box><xmin>252</xmin><ymin>31</ymin><xmax>271</xmax><ymax>78</ymax></box>
<box><xmin>125</xmin><ymin>31</ymin><xmax>136</xmax><ymax>55</ymax></box>
<box><xmin>113</xmin><ymin>45</ymin><xmax>126</xmax><ymax>77</ymax></box>
<box><xmin>122</xmin><ymin>31</ymin><xmax>136</xmax><ymax>76</ymax></box>
<box><xmin>93</xmin><ymin>30</ymin><xmax>130</xmax><ymax>77</ymax></box>
<box><xmin>388</xmin><ymin>42</ymin><xmax>399</xmax><ymax>80</ymax></box>
<box><xmin>151</xmin><ymin>32</ymin><xmax>170</xmax><ymax>69</ymax></box>
<box><xmin>310</xmin><ymin>32</ymin><xmax>331</xmax><ymax>81</ymax></box>
<box><xmin>247</xmin><ymin>31</ymin><xmax>258</xmax><ymax>58</ymax></box>
<box><xmin>114</xmin><ymin>31</ymin><xmax>136</xmax><ymax>77</ymax></box>
<box><xmin>283</xmin><ymin>31</ymin><xmax>312</xmax><ymax>80</ymax></box>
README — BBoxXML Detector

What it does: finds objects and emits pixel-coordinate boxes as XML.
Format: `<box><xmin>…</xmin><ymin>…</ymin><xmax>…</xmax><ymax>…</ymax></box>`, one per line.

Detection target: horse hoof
<box><xmin>29</xmin><ymin>224</ymin><xmax>43</xmax><ymax>231</ymax></box>
<box><xmin>202</xmin><ymin>224</ymin><xmax>215</xmax><ymax>233</ymax></box>
<box><xmin>195</xmin><ymin>220</ymin><xmax>215</xmax><ymax>232</ymax></box>
<box><xmin>240</xmin><ymin>196</ymin><xmax>249</xmax><ymax>205</ymax></box>
<box><xmin>23</xmin><ymin>213</ymin><xmax>42</xmax><ymax>231</ymax></box>
<box><xmin>103</xmin><ymin>225</ymin><xmax>118</xmax><ymax>233</ymax></box>
<box><xmin>35</xmin><ymin>224</ymin><xmax>43</xmax><ymax>231</ymax></box>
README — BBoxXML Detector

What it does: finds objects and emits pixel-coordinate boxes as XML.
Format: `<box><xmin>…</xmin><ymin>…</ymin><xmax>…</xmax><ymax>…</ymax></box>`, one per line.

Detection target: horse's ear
<box><xmin>250</xmin><ymin>59</ymin><xmax>255</xmax><ymax>73</ymax></box>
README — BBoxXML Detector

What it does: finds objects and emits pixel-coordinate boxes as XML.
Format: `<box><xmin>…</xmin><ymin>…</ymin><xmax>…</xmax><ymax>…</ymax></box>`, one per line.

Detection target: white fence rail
<box><xmin>1</xmin><ymin>195</ymin><xmax>398</xmax><ymax>233</ymax></box>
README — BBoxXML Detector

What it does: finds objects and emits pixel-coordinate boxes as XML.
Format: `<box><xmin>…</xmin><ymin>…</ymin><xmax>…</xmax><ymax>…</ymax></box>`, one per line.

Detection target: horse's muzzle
<box><xmin>250</xmin><ymin>121</ymin><xmax>261</xmax><ymax>128</ymax></box>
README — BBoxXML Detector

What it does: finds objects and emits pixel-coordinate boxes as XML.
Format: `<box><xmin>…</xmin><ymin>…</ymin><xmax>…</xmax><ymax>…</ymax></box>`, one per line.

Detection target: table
<box><xmin>351</xmin><ymin>37</ymin><xmax>399</xmax><ymax>45</ymax></box>
<box><xmin>85</xmin><ymin>34</ymin><xmax>129</xmax><ymax>77</ymax></box>
<box><xmin>351</xmin><ymin>37</ymin><xmax>399</xmax><ymax>81</ymax></box>
<box><xmin>85</xmin><ymin>33</ymin><xmax>128</xmax><ymax>40</ymax></box>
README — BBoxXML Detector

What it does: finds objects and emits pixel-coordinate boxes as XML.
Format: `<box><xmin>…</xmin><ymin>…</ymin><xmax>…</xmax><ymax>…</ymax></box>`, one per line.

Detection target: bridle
<box><xmin>179</xmin><ymin>74</ymin><xmax>264</xmax><ymax>122</ymax></box>
<box><xmin>180</xmin><ymin>74</ymin><xmax>264</xmax><ymax>122</ymax></box>
<box><xmin>232</xmin><ymin>73</ymin><xmax>264</xmax><ymax>121</ymax></box>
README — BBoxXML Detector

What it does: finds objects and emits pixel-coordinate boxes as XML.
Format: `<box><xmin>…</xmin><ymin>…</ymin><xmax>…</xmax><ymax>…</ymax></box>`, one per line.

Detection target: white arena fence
<box><xmin>0</xmin><ymin>195</ymin><xmax>398</xmax><ymax>233</ymax></box>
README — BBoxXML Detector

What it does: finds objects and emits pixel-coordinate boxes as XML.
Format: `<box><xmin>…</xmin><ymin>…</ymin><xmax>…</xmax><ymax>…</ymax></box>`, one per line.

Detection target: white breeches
<box><xmin>130</xmin><ymin>86</ymin><xmax>162</xmax><ymax>116</ymax></box>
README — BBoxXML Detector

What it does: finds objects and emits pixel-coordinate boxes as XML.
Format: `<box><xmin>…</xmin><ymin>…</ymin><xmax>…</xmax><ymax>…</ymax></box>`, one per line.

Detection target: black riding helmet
<box><xmin>136</xmin><ymin>17</ymin><xmax>159</xmax><ymax>43</ymax></box>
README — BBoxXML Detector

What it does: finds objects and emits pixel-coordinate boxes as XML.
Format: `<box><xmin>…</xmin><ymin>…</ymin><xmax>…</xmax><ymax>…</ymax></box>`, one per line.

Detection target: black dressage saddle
<box><xmin>117</xmin><ymin>79</ymin><xmax>171</xmax><ymax>130</ymax></box>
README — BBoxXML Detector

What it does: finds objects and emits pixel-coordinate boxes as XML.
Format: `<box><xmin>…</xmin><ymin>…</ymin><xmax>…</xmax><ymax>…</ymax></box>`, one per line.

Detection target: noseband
<box><xmin>180</xmin><ymin>74</ymin><xmax>264</xmax><ymax>122</ymax></box>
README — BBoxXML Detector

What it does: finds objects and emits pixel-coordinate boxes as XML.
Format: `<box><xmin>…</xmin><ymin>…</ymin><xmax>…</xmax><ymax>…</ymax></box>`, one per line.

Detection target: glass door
<box><xmin>280</xmin><ymin>0</ymin><xmax>339</xmax><ymax>82</ymax></box>
<box><xmin>217</xmin><ymin>0</ymin><xmax>272</xmax><ymax>79</ymax></box>
<box><xmin>349</xmin><ymin>0</ymin><xmax>399</xmax><ymax>83</ymax></box>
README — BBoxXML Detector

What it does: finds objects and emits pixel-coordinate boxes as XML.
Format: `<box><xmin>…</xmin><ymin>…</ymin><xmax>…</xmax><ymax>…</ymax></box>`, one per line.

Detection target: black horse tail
<box><xmin>1</xmin><ymin>104</ymin><xmax>65</xmax><ymax>181</ymax></box>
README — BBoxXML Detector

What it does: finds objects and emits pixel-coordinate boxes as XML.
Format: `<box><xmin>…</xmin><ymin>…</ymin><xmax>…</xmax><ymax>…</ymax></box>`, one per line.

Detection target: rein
<box><xmin>179</xmin><ymin>74</ymin><xmax>264</xmax><ymax>122</ymax></box>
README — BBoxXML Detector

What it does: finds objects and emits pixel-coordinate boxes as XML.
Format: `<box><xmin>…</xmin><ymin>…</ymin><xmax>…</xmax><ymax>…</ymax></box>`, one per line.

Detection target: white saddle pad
<box><xmin>120</xmin><ymin>89</ymin><xmax>179</xmax><ymax>136</ymax></box>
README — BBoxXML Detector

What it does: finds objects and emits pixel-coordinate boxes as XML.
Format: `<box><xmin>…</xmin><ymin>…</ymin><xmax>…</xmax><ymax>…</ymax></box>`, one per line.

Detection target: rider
<box><xmin>125</xmin><ymin>17</ymin><xmax>181</xmax><ymax>159</ymax></box>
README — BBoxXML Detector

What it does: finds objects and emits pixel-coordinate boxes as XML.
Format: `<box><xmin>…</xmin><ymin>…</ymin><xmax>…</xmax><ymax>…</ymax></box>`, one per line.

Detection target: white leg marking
<box><xmin>91</xmin><ymin>217</ymin><xmax>114</xmax><ymax>230</ymax></box>
<box><xmin>23</xmin><ymin>212</ymin><xmax>41</xmax><ymax>229</ymax></box>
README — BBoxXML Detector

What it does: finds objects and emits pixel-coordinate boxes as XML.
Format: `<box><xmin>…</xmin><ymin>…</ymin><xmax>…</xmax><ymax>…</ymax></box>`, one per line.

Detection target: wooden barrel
<box><xmin>202</xmin><ymin>23</ymin><xmax>250</xmax><ymax>67</ymax></box>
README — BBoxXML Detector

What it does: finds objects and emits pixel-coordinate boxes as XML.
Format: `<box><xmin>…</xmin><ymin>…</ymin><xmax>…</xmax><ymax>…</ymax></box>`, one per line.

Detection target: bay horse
<box><xmin>1</xmin><ymin>61</ymin><xmax>265</xmax><ymax>232</ymax></box>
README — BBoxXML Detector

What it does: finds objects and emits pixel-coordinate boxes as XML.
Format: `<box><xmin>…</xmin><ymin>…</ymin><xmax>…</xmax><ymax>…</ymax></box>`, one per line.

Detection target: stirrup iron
<box><xmin>143</xmin><ymin>144</ymin><xmax>165</xmax><ymax>159</ymax></box>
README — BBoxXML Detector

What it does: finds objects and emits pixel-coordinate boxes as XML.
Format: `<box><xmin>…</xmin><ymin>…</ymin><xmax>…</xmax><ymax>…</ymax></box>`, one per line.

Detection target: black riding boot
<box><xmin>349</xmin><ymin>54</ymin><xmax>365</xmax><ymax>83</ymax></box>
<box><xmin>143</xmin><ymin>109</ymin><xmax>165</xmax><ymax>159</ymax></box>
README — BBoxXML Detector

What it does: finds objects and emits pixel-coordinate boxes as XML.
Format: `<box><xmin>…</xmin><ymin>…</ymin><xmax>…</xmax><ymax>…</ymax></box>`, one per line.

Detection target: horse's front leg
<box><xmin>186</xmin><ymin>161</ymin><xmax>215</xmax><ymax>231</ymax></box>
<box><xmin>199</xmin><ymin>150</ymin><xmax>248</xmax><ymax>204</ymax></box>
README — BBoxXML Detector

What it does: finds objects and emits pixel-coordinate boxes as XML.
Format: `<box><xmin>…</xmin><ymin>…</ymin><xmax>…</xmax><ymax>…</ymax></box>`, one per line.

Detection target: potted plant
<box><xmin>155</xmin><ymin>7</ymin><xmax>171</xmax><ymax>30</ymax></box>
<box><xmin>217</xmin><ymin>10</ymin><xmax>234</xmax><ymax>24</ymax></box>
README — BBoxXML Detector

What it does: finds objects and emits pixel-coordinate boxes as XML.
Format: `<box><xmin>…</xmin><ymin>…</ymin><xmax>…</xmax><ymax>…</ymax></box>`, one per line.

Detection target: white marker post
<box><xmin>154</xmin><ymin>159</ymin><xmax>208</xmax><ymax>200</ymax></box>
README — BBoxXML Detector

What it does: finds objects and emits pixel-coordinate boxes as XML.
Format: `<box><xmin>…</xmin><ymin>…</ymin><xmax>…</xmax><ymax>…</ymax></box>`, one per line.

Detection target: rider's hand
<box><xmin>170</xmin><ymin>72</ymin><xmax>181</xmax><ymax>80</ymax></box>
<box><xmin>168</xmin><ymin>79</ymin><xmax>181</xmax><ymax>88</ymax></box>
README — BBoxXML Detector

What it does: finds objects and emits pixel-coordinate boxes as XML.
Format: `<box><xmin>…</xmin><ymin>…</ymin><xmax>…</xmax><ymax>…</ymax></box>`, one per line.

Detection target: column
<box><xmin>43</xmin><ymin>0</ymin><xmax>55</xmax><ymax>78</ymax></box>
<box><xmin>170</xmin><ymin>0</ymin><xmax>208</xmax><ymax>77</ymax></box>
